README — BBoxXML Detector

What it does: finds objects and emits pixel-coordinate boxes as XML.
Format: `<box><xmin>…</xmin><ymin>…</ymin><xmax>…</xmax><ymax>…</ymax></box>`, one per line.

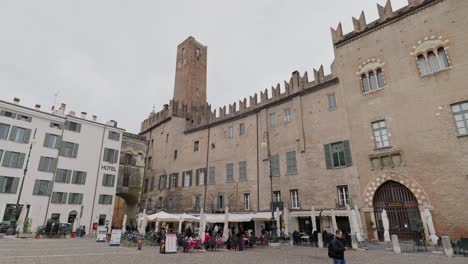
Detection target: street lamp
<box><xmin>7</xmin><ymin>136</ymin><xmax>36</xmax><ymax>235</ymax></box>
<box><xmin>261</xmin><ymin>132</ymin><xmax>278</xmax><ymax>243</ymax></box>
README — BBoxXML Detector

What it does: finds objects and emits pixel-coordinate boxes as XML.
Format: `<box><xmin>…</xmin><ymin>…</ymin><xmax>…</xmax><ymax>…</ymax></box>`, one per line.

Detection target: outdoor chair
<box><xmin>460</xmin><ymin>238</ymin><xmax>468</xmax><ymax>257</ymax></box>
<box><xmin>414</xmin><ymin>239</ymin><xmax>427</xmax><ymax>252</ymax></box>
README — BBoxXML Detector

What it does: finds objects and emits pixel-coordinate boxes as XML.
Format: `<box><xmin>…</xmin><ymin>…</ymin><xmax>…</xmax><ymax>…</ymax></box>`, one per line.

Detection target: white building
<box><xmin>0</xmin><ymin>98</ymin><xmax>124</xmax><ymax>234</ymax></box>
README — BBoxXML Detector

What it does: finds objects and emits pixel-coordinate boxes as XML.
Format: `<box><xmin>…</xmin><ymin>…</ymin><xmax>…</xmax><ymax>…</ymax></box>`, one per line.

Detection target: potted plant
<box><xmin>369</xmin><ymin>220</ymin><xmax>377</xmax><ymax>232</ymax></box>
<box><xmin>64</xmin><ymin>229</ymin><xmax>71</xmax><ymax>238</ymax></box>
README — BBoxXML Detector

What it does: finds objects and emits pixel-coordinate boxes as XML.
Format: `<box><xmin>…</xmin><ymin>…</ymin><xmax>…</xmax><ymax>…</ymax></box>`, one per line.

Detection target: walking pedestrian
<box><xmin>328</xmin><ymin>229</ymin><xmax>346</xmax><ymax>264</ymax></box>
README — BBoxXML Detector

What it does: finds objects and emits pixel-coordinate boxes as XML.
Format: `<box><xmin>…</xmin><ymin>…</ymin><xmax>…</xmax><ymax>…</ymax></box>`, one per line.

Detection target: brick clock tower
<box><xmin>173</xmin><ymin>36</ymin><xmax>207</xmax><ymax>107</ymax></box>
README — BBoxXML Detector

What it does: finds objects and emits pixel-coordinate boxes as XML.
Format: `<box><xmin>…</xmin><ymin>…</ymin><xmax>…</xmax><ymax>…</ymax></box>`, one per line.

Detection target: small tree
<box><xmin>416</xmin><ymin>220</ymin><xmax>425</xmax><ymax>241</ymax></box>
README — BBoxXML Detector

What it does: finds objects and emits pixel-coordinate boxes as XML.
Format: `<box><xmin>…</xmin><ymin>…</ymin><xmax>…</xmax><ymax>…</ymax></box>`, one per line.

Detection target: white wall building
<box><xmin>0</xmin><ymin>98</ymin><xmax>124</xmax><ymax>234</ymax></box>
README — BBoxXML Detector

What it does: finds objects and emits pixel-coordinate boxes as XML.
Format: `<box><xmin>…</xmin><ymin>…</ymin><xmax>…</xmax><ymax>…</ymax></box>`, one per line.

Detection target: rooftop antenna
<box><xmin>52</xmin><ymin>91</ymin><xmax>60</xmax><ymax>111</ymax></box>
<box><xmin>151</xmin><ymin>105</ymin><xmax>155</xmax><ymax>114</ymax></box>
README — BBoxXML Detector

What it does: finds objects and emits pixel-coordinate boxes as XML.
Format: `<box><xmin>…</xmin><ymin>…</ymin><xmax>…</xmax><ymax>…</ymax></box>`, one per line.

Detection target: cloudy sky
<box><xmin>0</xmin><ymin>0</ymin><xmax>408</xmax><ymax>133</ymax></box>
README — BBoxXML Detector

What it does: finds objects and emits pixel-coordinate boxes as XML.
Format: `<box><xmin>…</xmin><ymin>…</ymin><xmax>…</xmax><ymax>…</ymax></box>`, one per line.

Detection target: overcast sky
<box><xmin>0</xmin><ymin>0</ymin><xmax>408</xmax><ymax>133</ymax></box>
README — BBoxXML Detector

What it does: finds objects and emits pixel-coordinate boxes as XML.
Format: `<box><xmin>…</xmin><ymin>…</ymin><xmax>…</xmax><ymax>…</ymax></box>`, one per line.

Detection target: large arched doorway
<box><xmin>373</xmin><ymin>180</ymin><xmax>422</xmax><ymax>241</ymax></box>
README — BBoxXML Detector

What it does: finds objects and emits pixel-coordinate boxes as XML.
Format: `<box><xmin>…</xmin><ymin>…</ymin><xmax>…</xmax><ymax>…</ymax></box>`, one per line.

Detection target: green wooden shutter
<box><xmin>72</xmin><ymin>144</ymin><xmax>79</xmax><ymax>158</ymax></box>
<box><xmin>0</xmin><ymin>177</ymin><xmax>5</xmax><ymax>192</ymax></box>
<box><xmin>78</xmin><ymin>194</ymin><xmax>83</xmax><ymax>204</ymax></box>
<box><xmin>55</xmin><ymin>136</ymin><xmax>62</xmax><ymax>149</ymax></box>
<box><xmin>0</xmin><ymin>150</ymin><xmax>3</xmax><ymax>161</ymax></box>
<box><xmin>9</xmin><ymin>126</ymin><xmax>17</xmax><ymax>141</ymax></box>
<box><xmin>81</xmin><ymin>173</ymin><xmax>87</xmax><ymax>185</ymax></box>
<box><xmin>189</xmin><ymin>172</ymin><xmax>192</xmax><ymax>186</ymax></box>
<box><xmin>324</xmin><ymin>144</ymin><xmax>332</xmax><ymax>169</ymax></box>
<box><xmin>47</xmin><ymin>181</ymin><xmax>53</xmax><ymax>196</ymax></box>
<box><xmin>11</xmin><ymin>177</ymin><xmax>20</xmax><ymax>193</ymax></box>
<box><xmin>175</xmin><ymin>174</ymin><xmax>178</xmax><ymax>188</ymax></box>
<box><xmin>343</xmin><ymin>140</ymin><xmax>352</xmax><ymax>167</ymax></box>
<box><xmin>17</xmin><ymin>153</ymin><xmax>26</xmax><ymax>169</ymax></box>
<box><xmin>23</xmin><ymin>129</ymin><xmax>31</xmax><ymax>143</ymax></box>
<box><xmin>2</xmin><ymin>151</ymin><xmax>11</xmax><ymax>167</ymax></box>
<box><xmin>62</xmin><ymin>193</ymin><xmax>68</xmax><ymax>204</ymax></box>
<box><xmin>111</xmin><ymin>175</ymin><xmax>115</xmax><ymax>187</ymax></box>
<box><xmin>33</xmin><ymin>180</ymin><xmax>40</xmax><ymax>195</ymax></box>
<box><xmin>103</xmin><ymin>148</ymin><xmax>109</xmax><ymax>162</ymax></box>
<box><xmin>76</xmin><ymin>123</ymin><xmax>81</xmax><ymax>133</ymax></box>
<box><xmin>113</xmin><ymin>150</ymin><xmax>119</xmax><ymax>164</ymax></box>
<box><xmin>66</xmin><ymin>170</ymin><xmax>72</xmax><ymax>183</ymax></box>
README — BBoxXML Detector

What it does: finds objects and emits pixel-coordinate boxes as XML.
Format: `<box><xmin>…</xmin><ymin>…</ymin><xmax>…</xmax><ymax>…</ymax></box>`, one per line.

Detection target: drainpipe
<box><xmin>256</xmin><ymin>112</ymin><xmax>260</xmax><ymax>211</ymax></box>
<box><xmin>203</xmin><ymin>127</ymin><xmax>211</xmax><ymax>212</ymax></box>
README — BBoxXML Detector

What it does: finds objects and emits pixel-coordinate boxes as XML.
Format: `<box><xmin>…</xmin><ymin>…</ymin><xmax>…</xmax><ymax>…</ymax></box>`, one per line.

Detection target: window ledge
<box><xmin>287</xmin><ymin>173</ymin><xmax>297</xmax><ymax>176</ymax></box>
<box><xmin>331</xmin><ymin>166</ymin><xmax>347</xmax><ymax>170</ymax></box>
<box><xmin>362</xmin><ymin>86</ymin><xmax>385</xmax><ymax>95</ymax></box>
<box><xmin>328</xmin><ymin>107</ymin><xmax>337</xmax><ymax>112</ymax></box>
<box><xmin>420</xmin><ymin>66</ymin><xmax>452</xmax><ymax>78</ymax></box>
<box><xmin>457</xmin><ymin>134</ymin><xmax>468</xmax><ymax>138</ymax></box>
<box><xmin>374</xmin><ymin>146</ymin><xmax>392</xmax><ymax>151</ymax></box>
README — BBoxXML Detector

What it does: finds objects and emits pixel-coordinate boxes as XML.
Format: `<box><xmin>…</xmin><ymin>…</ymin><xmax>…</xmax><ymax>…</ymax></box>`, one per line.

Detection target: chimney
<box><xmin>59</xmin><ymin>103</ymin><xmax>66</xmax><ymax>114</ymax></box>
<box><xmin>92</xmin><ymin>115</ymin><xmax>97</xmax><ymax>121</ymax></box>
<box><xmin>13</xmin><ymin>97</ymin><xmax>20</xmax><ymax>104</ymax></box>
<box><xmin>35</xmin><ymin>104</ymin><xmax>41</xmax><ymax>110</ymax></box>
<box><xmin>81</xmin><ymin>112</ymin><xmax>87</xmax><ymax>119</ymax></box>
<box><xmin>68</xmin><ymin>111</ymin><xmax>76</xmax><ymax>117</ymax></box>
<box><xmin>106</xmin><ymin>120</ymin><xmax>118</xmax><ymax>128</ymax></box>
<box><xmin>163</xmin><ymin>104</ymin><xmax>169</xmax><ymax>110</ymax></box>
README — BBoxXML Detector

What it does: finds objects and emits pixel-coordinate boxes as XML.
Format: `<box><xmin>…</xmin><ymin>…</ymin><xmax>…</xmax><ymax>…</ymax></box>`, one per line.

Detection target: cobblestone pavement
<box><xmin>0</xmin><ymin>238</ymin><xmax>465</xmax><ymax>264</ymax></box>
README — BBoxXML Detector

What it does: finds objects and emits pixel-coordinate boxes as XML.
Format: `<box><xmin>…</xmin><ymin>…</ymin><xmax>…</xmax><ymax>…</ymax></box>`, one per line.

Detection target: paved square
<box><xmin>0</xmin><ymin>238</ymin><xmax>465</xmax><ymax>264</ymax></box>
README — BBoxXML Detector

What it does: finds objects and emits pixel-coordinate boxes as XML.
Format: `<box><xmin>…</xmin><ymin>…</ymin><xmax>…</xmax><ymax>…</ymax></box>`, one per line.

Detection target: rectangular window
<box><xmin>194</xmin><ymin>141</ymin><xmax>199</xmax><ymax>151</ymax></box>
<box><xmin>228</xmin><ymin>127</ymin><xmax>234</xmax><ymax>139</ymax></box>
<box><xmin>158</xmin><ymin>197</ymin><xmax>163</xmax><ymax>209</ymax></box>
<box><xmin>270</xmin><ymin>154</ymin><xmax>280</xmax><ymax>177</ymax></box>
<box><xmin>122</xmin><ymin>173</ymin><xmax>130</xmax><ymax>187</ymax></box>
<box><xmin>150</xmin><ymin>175</ymin><xmax>155</xmax><ymax>191</ymax></box>
<box><xmin>0</xmin><ymin>110</ymin><xmax>16</xmax><ymax>119</ymax></box>
<box><xmin>239</xmin><ymin>161</ymin><xmax>247</xmax><ymax>181</ymax></box>
<box><xmin>166</xmin><ymin>133</ymin><xmax>169</xmax><ymax>143</ymax></box>
<box><xmin>98</xmin><ymin>214</ymin><xmax>106</xmax><ymax>226</ymax></box>
<box><xmin>226</xmin><ymin>163</ymin><xmax>234</xmax><ymax>183</ymax></box>
<box><xmin>103</xmin><ymin>148</ymin><xmax>119</xmax><ymax>163</ymax></box>
<box><xmin>51</xmin><ymin>192</ymin><xmax>68</xmax><ymax>204</ymax></box>
<box><xmin>71</xmin><ymin>171</ymin><xmax>87</xmax><ymax>185</ymax></box>
<box><xmin>372</xmin><ymin>120</ymin><xmax>390</xmax><ymax>148</ymax></box>
<box><xmin>183</xmin><ymin>171</ymin><xmax>192</xmax><ymax>187</ymax></box>
<box><xmin>50</xmin><ymin>122</ymin><xmax>63</xmax><ymax>130</ymax></box>
<box><xmin>239</xmin><ymin>123</ymin><xmax>245</xmax><ymax>136</ymax></box>
<box><xmin>64</xmin><ymin>121</ymin><xmax>81</xmax><ymax>132</ymax></box>
<box><xmin>244</xmin><ymin>193</ymin><xmax>250</xmax><ymax>210</ymax></box>
<box><xmin>108</xmin><ymin>131</ymin><xmax>120</xmax><ymax>141</ymax></box>
<box><xmin>158</xmin><ymin>174</ymin><xmax>167</xmax><ymax>190</ymax></box>
<box><xmin>17</xmin><ymin>114</ymin><xmax>31</xmax><ymax>122</ymax></box>
<box><xmin>8</xmin><ymin>126</ymin><xmax>31</xmax><ymax>143</ymax></box>
<box><xmin>55</xmin><ymin>169</ymin><xmax>72</xmax><ymax>183</ymax></box>
<box><xmin>32</xmin><ymin>180</ymin><xmax>51</xmax><ymax>196</ymax></box>
<box><xmin>0</xmin><ymin>123</ymin><xmax>10</xmax><ymax>140</ymax></box>
<box><xmin>0</xmin><ymin>150</ymin><xmax>2</xmax><ymax>162</ymax></box>
<box><xmin>286</xmin><ymin>151</ymin><xmax>297</xmax><ymax>175</ymax></box>
<box><xmin>168</xmin><ymin>198</ymin><xmax>173</xmax><ymax>210</ymax></box>
<box><xmin>144</xmin><ymin>179</ymin><xmax>148</xmax><ymax>193</ymax></box>
<box><xmin>208</xmin><ymin>166</ymin><xmax>216</xmax><ymax>185</ymax></box>
<box><xmin>290</xmin><ymin>189</ymin><xmax>299</xmax><ymax>209</ymax></box>
<box><xmin>0</xmin><ymin>176</ymin><xmax>19</xmax><ymax>193</ymax></box>
<box><xmin>217</xmin><ymin>194</ymin><xmax>224</xmax><ymax>209</ymax></box>
<box><xmin>59</xmin><ymin>141</ymin><xmax>79</xmax><ymax>158</ymax></box>
<box><xmin>324</xmin><ymin>141</ymin><xmax>352</xmax><ymax>169</ymax></box>
<box><xmin>98</xmin><ymin>194</ymin><xmax>113</xmax><ymax>205</ymax></box>
<box><xmin>147</xmin><ymin>157</ymin><xmax>152</xmax><ymax>169</ymax></box>
<box><xmin>327</xmin><ymin>93</ymin><xmax>337</xmax><ymax>109</ymax></box>
<box><xmin>174</xmin><ymin>150</ymin><xmax>178</xmax><ymax>160</ymax></box>
<box><xmin>337</xmin><ymin>185</ymin><xmax>350</xmax><ymax>207</ymax></box>
<box><xmin>196</xmin><ymin>169</ymin><xmax>205</xmax><ymax>186</ymax></box>
<box><xmin>68</xmin><ymin>193</ymin><xmax>83</xmax><ymax>205</ymax></box>
<box><xmin>38</xmin><ymin>156</ymin><xmax>56</xmax><ymax>172</ymax></box>
<box><xmin>194</xmin><ymin>195</ymin><xmax>201</xmax><ymax>210</ymax></box>
<box><xmin>43</xmin><ymin>133</ymin><xmax>60</xmax><ymax>149</ymax></box>
<box><xmin>102</xmin><ymin>174</ymin><xmax>115</xmax><ymax>187</ymax></box>
<box><xmin>169</xmin><ymin>173</ymin><xmax>178</xmax><ymax>188</ymax></box>
<box><xmin>269</xmin><ymin>113</ymin><xmax>277</xmax><ymax>126</ymax></box>
<box><xmin>284</xmin><ymin>108</ymin><xmax>292</xmax><ymax>122</ymax></box>
<box><xmin>451</xmin><ymin>101</ymin><xmax>468</xmax><ymax>136</ymax></box>
<box><xmin>273</xmin><ymin>191</ymin><xmax>281</xmax><ymax>202</ymax></box>
<box><xmin>2</xmin><ymin>151</ymin><xmax>26</xmax><ymax>169</ymax></box>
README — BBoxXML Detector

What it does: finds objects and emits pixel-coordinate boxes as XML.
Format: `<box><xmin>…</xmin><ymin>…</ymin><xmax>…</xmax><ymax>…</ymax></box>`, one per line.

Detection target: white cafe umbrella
<box><xmin>311</xmin><ymin>207</ymin><xmax>317</xmax><ymax>233</ymax></box>
<box><xmin>178</xmin><ymin>215</ymin><xmax>183</xmax><ymax>234</ymax></box>
<box><xmin>283</xmin><ymin>207</ymin><xmax>289</xmax><ymax>237</ymax></box>
<box><xmin>122</xmin><ymin>214</ymin><xmax>127</xmax><ymax>233</ymax></box>
<box><xmin>424</xmin><ymin>208</ymin><xmax>439</xmax><ymax>245</ymax></box>
<box><xmin>381</xmin><ymin>209</ymin><xmax>391</xmax><ymax>242</ymax></box>
<box><xmin>354</xmin><ymin>205</ymin><xmax>364</xmax><ymax>236</ymax></box>
<box><xmin>198</xmin><ymin>208</ymin><xmax>206</xmax><ymax>240</ymax></box>
<box><xmin>222</xmin><ymin>207</ymin><xmax>230</xmax><ymax>241</ymax></box>
<box><xmin>16</xmin><ymin>204</ymin><xmax>28</xmax><ymax>234</ymax></box>
<box><xmin>72</xmin><ymin>218</ymin><xmax>79</xmax><ymax>232</ymax></box>
<box><xmin>351</xmin><ymin>209</ymin><xmax>364</xmax><ymax>242</ymax></box>
<box><xmin>275</xmin><ymin>207</ymin><xmax>281</xmax><ymax>237</ymax></box>
<box><xmin>155</xmin><ymin>221</ymin><xmax>160</xmax><ymax>233</ymax></box>
<box><xmin>138</xmin><ymin>210</ymin><xmax>148</xmax><ymax>235</ymax></box>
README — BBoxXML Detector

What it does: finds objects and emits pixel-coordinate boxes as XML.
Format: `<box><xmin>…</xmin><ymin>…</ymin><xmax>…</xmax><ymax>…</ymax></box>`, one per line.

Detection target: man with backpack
<box><xmin>328</xmin><ymin>229</ymin><xmax>347</xmax><ymax>264</ymax></box>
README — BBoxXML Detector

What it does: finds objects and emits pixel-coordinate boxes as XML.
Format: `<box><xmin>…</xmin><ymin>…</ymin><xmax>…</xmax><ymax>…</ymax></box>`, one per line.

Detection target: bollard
<box><xmin>442</xmin><ymin>236</ymin><xmax>453</xmax><ymax>257</ymax></box>
<box><xmin>391</xmin><ymin>235</ymin><xmax>401</xmax><ymax>254</ymax></box>
<box><xmin>138</xmin><ymin>239</ymin><xmax>143</xmax><ymax>250</ymax></box>
<box><xmin>317</xmin><ymin>233</ymin><xmax>323</xmax><ymax>248</ymax></box>
<box><xmin>351</xmin><ymin>234</ymin><xmax>358</xmax><ymax>250</ymax></box>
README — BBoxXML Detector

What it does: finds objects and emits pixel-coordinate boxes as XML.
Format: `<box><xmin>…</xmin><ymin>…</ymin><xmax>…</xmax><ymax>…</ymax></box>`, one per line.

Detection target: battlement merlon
<box><xmin>331</xmin><ymin>0</ymin><xmax>442</xmax><ymax>47</ymax></box>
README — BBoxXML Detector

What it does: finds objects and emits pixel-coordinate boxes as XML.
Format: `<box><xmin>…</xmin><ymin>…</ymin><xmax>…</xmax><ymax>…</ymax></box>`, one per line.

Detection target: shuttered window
<box><xmin>324</xmin><ymin>140</ymin><xmax>352</xmax><ymax>169</ymax></box>
<box><xmin>51</xmin><ymin>192</ymin><xmax>68</xmax><ymax>204</ymax></box>
<box><xmin>72</xmin><ymin>171</ymin><xmax>87</xmax><ymax>185</ymax></box>
<box><xmin>55</xmin><ymin>169</ymin><xmax>72</xmax><ymax>183</ymax></box>
<box><xmin>68</xmin><ymin>193</ymin><xmax>83</xmax><ymax>205</ymax></box>
<box><xmin>451</xmin><ymin>101</ymin><xmax>468</xmax><ymax>136</ymax></box>
<box><xmin>226</xmin><ymin>163</ymin><xmax>234</xmax><ymax>183</ymax></box>
<box><xmin>0</xmin><ymin>110</ymin><xmax>16</xmax><ymax>119</ymax></box>
<box><xmin>169</xmin><ymin>173</ymin><xmax>179</xmax><ymax>189</ymax></box>
<box><xmin>38</xmin><ymin>156</ymin><xmax>57</xmax><ymax>172</ymax></box>
<box><xmin>98</xmin><ymin>194</ymin><xmax>113</xmax><ymax>205</ymax></box>
<box><xmin>102</xmin><ymin>174</ymin><xmax>115</xmax><ymax>187</ymax></box>
<box><xmin>196</xmin><ymin>169</ymin><xmax>205</xmax><ymax>186</ymax></box>
<box><xmin>49</xmin><ymin>122</ymin><xmax>63</xmax><ymax>130</ymax></box>
<box><xmin>286</xmin><ymin>151</ymin><xmax>297</xmax><ymax>175</ymax></box>
<box><xmin>158</xmin><ymin>174</ymin><xmax>167</xmax><ymax>190</ymax></box>
<box><xmin>8</xmin><ymin>126</ymin><xmax>31</xmax><ymax>143</ymax></box>
<box><xmin>208</xmin><ymin>166</ymin><xmax>216</xmax><ymax>185</ymax></box>
<box><xmin>59</xmin><ymin>141</ymin><xmax>79</xmax><ymax>158</ymax></box>
<box><xmin>2</xmin><ymin>151</ymin><xmax>26</xmax><ymax>169</ymax></box>
<box><xmin>270</xmin><ymin>154</ymin><xmax>280</xmax><ymax>177</ymax></box>
<box><xmin>32</xmin><ymin>180</ymin><xmax>52</xmax><ymax>196</ymax></box>
<box><xmin>108</xmin><ymin>131</ymin><xmax>120</xmax><ymax>141</ymax></box>
<box><xmin>183</xmin><ymin>171</ymin><xmax>192</xmax><ymax>187</ymax></box>
<box><xmin>103</xmin><ymin>148</ymin><xmax>119</xmax><ymax>163</ymax></box>
<box><xmin>150</xmin><ymin>175</ymin><xmax>155</xmax><ymax>191</ymax></box>
<box><xmin>239</xmin><ymin>161</ymin><xmax>247</xmax><ymax>181</ymax></box>
<box><xmin>0</xmin><ymin>176</ymin><xmax>19</xmax><ymax>193</ymax></box>
<box><xmin>0</xmin><ymin>123</ymin><xmax>10</xmax><ymax>139</ymax></box>
<box><xmin>64</xmin><ymin>121</ymin><xmax>81</xmax><ymax>132</ymax></box>
<box><xmin>44</xmin><ymin>133</ymin><xmax>61</xmax><ymax>149</ymax></box>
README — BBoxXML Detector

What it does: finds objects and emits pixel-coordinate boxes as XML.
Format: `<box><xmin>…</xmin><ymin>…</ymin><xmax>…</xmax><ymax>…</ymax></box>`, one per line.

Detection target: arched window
<box><xmin>361</xmin><ymin>74</ymin><xmax>370</xmax><ymax>93</ymax></box>
<box><xmin>437</xmin><ymin>47</ymin><xmax>449</xmax><ymax>68</ymax></box>
<box><xmin>427</xmin><ymin>51</ymin><xmax>440</xmax><ymax>72</ymax></box>
<box><xmin>417</xmin><ymin>55</ymin><xmax>429</xmax><ymax>75</ymax></box>
<box><xmin>376</xmin><ymin>69</ymin><xmax>385</xmax><ymax>88</ymax></box>
<box><xmin>369</xmin><ymin>71</ymin><xmax>378</xmax><ymax>91</ymax></box>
